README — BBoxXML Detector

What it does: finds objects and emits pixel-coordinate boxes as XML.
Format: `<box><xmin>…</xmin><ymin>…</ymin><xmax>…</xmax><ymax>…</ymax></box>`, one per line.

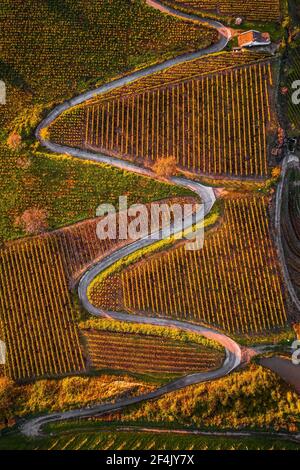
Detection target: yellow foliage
<box><xmin>153</xmin><ymin>156</ymin><xmax>177</xmax><ymax>177</ymax></box>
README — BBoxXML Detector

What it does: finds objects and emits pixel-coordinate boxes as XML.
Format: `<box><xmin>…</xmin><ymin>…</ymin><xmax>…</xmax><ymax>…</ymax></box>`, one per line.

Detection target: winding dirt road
<box><xmin>21</xmin><ymin>1</ymin><xmax>240</xmax><ymax>438</ymax></box>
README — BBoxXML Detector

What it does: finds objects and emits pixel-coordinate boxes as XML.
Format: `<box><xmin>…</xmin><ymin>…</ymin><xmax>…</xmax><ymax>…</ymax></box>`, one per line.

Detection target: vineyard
<box><xmin>83</xmin><ymin>329</ymin><xmax>223</xmax><ymax>375</ymax></box>
<box><xmin>0</xmin><ymin>221</ymin><xmax>126</xmax><ymax>381</ymax></box>
<box><xmin>89</xmin><ymin>195</ymin><xmax>288</xmax><ymax>334</ymax></box>
<box><xmin>24</xmin><ymin>431</ymin><xmax>299</xmax><ymax>450</ymax></box>
<box><xmin>50</xmin><ymin>52</ymin><xmax>277</xmax><ymax>178</ymax></box>
<box><xmin>0</xmin><ymin>236</ymin><xmax>85</xmax><ymax>381</ymax></box>
<box><xmin>0</xmin><ymin>150</ymin><xmax>190</xmax><ymax>242</ymax></box>
<box><xmin>0</xmin><ymin>0</ymin><xmax>297</xmax><ymax>451</ymax></box>
<box><xmin>0</xmin><ymin>0</ymin><xmax>211</xmax><ymax>243</ymax></box>
<box><xmin>281</xmin><ymin>167</ymin><xmax>300</xmax><ymax>300</ymax></box>
<box><xmin>1</xmin><ymin>429</ymin><xmax>299</xmax><ymax>450</ymax></box>
<box><xmin>163</xmin><ymin>0</ymin><xmax>281</xmax><ymax>22</ymax></box>
<box><xmin>0</xmin><ymin>217</ymin><xmax>123</xmax><ymax>380</ymax></box>
<box><xmin>0</xmin><ymin>0</ymin><xmax>216</xmax><ymax>128</ymax></box>
<box><xmin>0</xmin><ymin>196</ymin><xmax>194</xmax><ymax>380</ymax></box>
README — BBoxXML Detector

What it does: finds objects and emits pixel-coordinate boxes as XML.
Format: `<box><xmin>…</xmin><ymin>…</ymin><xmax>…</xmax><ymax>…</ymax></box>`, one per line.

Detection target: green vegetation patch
<box><xmin>101</xmin><ymin>364</ymin><xmax>300</xmax><ymax>432</ymax></box>
<box><xmin>0</xmin><ymin>151</ymin><xmax>191</xmax><ymax>241</ymax></box>
<box><xmin>0</xmin><ymin>427</ymin><xmax>299</xmax><ymax>450</ymax></box>
<box><xmin>0</xmin><ymin>0</ymin><xmax>214</xmax><ymax>241</ymax></box>
<box><xmin>80</xmin><ymin>318</ymin><xmax>224</xmax><ymax>352</ymax></box>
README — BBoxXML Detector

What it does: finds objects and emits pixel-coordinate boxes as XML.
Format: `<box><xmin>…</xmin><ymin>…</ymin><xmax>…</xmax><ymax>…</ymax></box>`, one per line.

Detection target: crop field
<box><xmin>0</xmin><ymin>0</ymin><xmax>216</xmax><ymax>128</ymax></box>
<box><xmin>90</xmin><ymin>195</ymin><xmax>288</xmax><ymax>334</ymax></box>
<box><xmin>83</xmin><ymin>330</ymin><xmax>223</xmax><ymax>375</ymax></box>
<box><xmin>0</xmin><ymin>0</ymin><xmax>208</xmax><ymax>242</ymax></box>
<box><xmin>55</xmin><ymin>195</ymin><xmax>194</xmax><ymax>284</ymax></box>
<box><xmin>0</xmin><ymin>236</ymin><xmax>85</xmax><ymax>381</ymax></box>
<box><xmin>0</xmin><ymin>195</ymin><xmax>195</xmax><ymax>380</ymax></box>
<box><xmin>163</xmin><ymin>0</ymin><xmax>281</xmax><ymax>22</ymax></box>
<box><xmin>281</xmin><ymin>167</ymin><xmax>300</xmax><ymax>299</ymax></box>
<box><xmin>0</xmin><ymin>219</ymin><xmax>125</xmax><ymax>380</ymax></box>
<box><xmin>0</xmin><ymin>429</ymin><xmax>298</xmax><ymax>450</ymax></box>
<box><xmin>50</xmin><ymin>52</ymin><xmax>277</xmax><ymax>178</ymax></box>
<box><xmin>0</xmin><ymin>149</ymin><xmax>191</xmax><ymax>243</ymax></box>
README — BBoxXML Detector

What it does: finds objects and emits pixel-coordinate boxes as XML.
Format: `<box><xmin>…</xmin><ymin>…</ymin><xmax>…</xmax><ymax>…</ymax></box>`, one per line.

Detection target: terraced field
<box><xmin>0</xmin><ymin>0</ymin><xmax>212</xmax><ymax>242</ymax></box>
<box><xmin>89</xmin><ymin>195</ymin><xmax>288</xmax><ymax>334</ymax></box>
<box><xmin>163</xmin><ymin>0</ymin><xmax>281</xmax><ymax>22</ymax></box>
<box><xmin>0</xmin><ymin>236</ymin><xmax>85</xmax><ymax>381</ymax></box>
<box><xmin>1</xmin><ymin>0</ymin><xmax>295</xmax><ymax>449</ymax></box>
<box><xmin>0</xmin><ymin>429</ymin><xmax>298</xmax><ymax>450</ymax></box>
<box><xmin>49</xmin><ymin>52</ymin><xmax>277</xmax><ymax>178</ymax></box>
<box><xmin>83</xmin><ymin>329</ymin><xmax>223</xmax><ymax>375</ymax></box>
<box><xmin>0</xmin><ymin>196</ymin><xmax>195</xmax><ymax>381</ymax></box>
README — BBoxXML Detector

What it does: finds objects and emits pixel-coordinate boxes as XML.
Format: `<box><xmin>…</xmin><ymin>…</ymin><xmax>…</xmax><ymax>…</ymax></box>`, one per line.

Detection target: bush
<box><xmin>15</xmin><ymin>207</ymin><xmax>48</xmax><ymax>234</ymax></box>
<box><xmin>153</xmin><ymin>156</ymin><xmax>177</xmax><ymax>177</ymax></box>
<box><xmin>7</xmin><ymin>132</ymin><xmax>22</xmax><ymax>150</ymax></box>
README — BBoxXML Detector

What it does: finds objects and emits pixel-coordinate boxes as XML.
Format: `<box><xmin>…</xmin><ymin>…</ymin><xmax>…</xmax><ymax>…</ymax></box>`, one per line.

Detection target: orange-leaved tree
<box><xmin>15</xmin><ymin>207</ymin><xmax>48</xmax><ymax>234</ymax></box>
<box><xmin>153</xmin><ymin>156</ymin><xmax>177</xmax><ymax>177</ymax></box>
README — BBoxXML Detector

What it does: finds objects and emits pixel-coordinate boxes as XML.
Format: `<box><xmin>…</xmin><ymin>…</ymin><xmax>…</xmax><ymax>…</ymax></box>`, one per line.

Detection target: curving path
<box><xmin>21</xmin><ymin>0</ymin><xmax>240</xmax><ymax>438</ymax></box>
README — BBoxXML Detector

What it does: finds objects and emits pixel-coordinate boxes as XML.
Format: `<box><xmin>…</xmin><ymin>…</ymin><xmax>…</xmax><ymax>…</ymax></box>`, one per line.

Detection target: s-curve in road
<box><xmin>21</xmin><ymin>1</ymin><xmax>242</xmax><ymax>438</ymax></box>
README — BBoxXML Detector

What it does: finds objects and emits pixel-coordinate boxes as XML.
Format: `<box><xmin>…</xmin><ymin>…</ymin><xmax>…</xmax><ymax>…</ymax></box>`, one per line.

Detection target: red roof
<box><xmin>238</xmin><ymin>30</ymin><xmax>270</xmax><ymax>47</ymax></box>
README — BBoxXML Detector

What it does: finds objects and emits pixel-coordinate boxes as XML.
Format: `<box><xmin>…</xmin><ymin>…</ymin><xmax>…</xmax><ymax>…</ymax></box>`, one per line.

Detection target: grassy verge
<box><xmin>79</xmin><ymin>318</ymin><xmax>223</xmax><ymax>352</ymax></box>
<box><xmin>232</xmin><ymin>327</ymin><xmax>296</xmax><ymax>347</ymax></box>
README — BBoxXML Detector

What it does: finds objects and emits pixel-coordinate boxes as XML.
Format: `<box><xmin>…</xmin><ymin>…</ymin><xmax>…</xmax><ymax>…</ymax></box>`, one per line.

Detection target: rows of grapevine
<box><xmin>83</xmin><ymin>330</ymin><xmax>222</xmax><ymax>374</ymax></box>
<box><xmin>4</xmin><ymin>430</ymin><xmax>297</xmax><ymax>450</ymax></box>
<box><xmin>165</xmin><ymin>0</ymin><xmax>281</xmax><ymax>22</ymax></box>
<box><xmin>55</xmin><ymin>218</ymin><xmax>126</xmax><ymax>285</ymax></box>
<box><xmin>50</xmin><ymin>52</ymin><xmax>276</xmax><ymax>178</ymax></box>
<box><xmin>87</xmin><ymin>51</ymin><xmax>270</xmax><ymax>102</ymax></box>
<box><xmin>0</xmin><ymin>236</ymin><xmax>85</xmax><ymax>381</ymax></box>
<box><xmin>281</xmin><ymin>168</ymin><xmax>300</xmax><ymax>299</ymax></box>
<box><xmin>55</xmin><ymin>196</ymin><xmax>193</xmax><ymax>284</ymax></box>
<box><xmin>0</xmin><ymin>196</ymin><xmax>194</xmax><ymax>380</ymax></box>
<box><xmin>114</xmin><ymin>196</ymin><xmax>287</xmax><ymax>334</ymax></box>
<box><xmin>86</xmin><ymin>62</ymin><xmax>273</xmax><ymax>176</ymax></box>
<box><xmin>50</xmin><ymin>107</ymin><xmax>86</xmax><ymax>149</ymax></box>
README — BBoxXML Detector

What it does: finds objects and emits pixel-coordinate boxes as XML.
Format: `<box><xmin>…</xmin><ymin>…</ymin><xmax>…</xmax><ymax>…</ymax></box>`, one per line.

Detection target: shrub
<box><xmin>7</xmin><ymin>132</ymin><xmax>22</xmax><ymax>150</ymax></box>
<box><xmin>153</xmin><ymin>156</ymin><xmax>177</xmax><ymax>177</ymax></box>
<box><xmin>15</xmin><ymin>207</ymin><xmax>48</xmax><ymax>234</ymax></box>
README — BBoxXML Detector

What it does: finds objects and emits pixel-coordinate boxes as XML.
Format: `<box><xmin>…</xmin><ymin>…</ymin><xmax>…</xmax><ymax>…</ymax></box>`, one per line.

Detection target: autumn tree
<box><xmin>40</xmin><ymin>127</ymin><xmax>50</xmax><ymax>140</ymax></box>
<box><xmin>153</xmin><ymin>156</ymin><xmax>177</xmax><ymax>177</ymax></box>
<box><xmin>15</xmin><ymin>207</ymin><xmax>48</xmax><ymax>234</ymax></box>
<box><xmin>0</xmin><ymin>377</ymin><xmax>17</xmax><ymax>425</ymax></box>
<box><xmin>7</xmin><ymin>132</ymin><xmax>22</xmax><ymax>150</ymax></box>
<box><xmin>271</xmin><ymin>167</ymin><xmax>281</xmax><ymax>179</ymax></box>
